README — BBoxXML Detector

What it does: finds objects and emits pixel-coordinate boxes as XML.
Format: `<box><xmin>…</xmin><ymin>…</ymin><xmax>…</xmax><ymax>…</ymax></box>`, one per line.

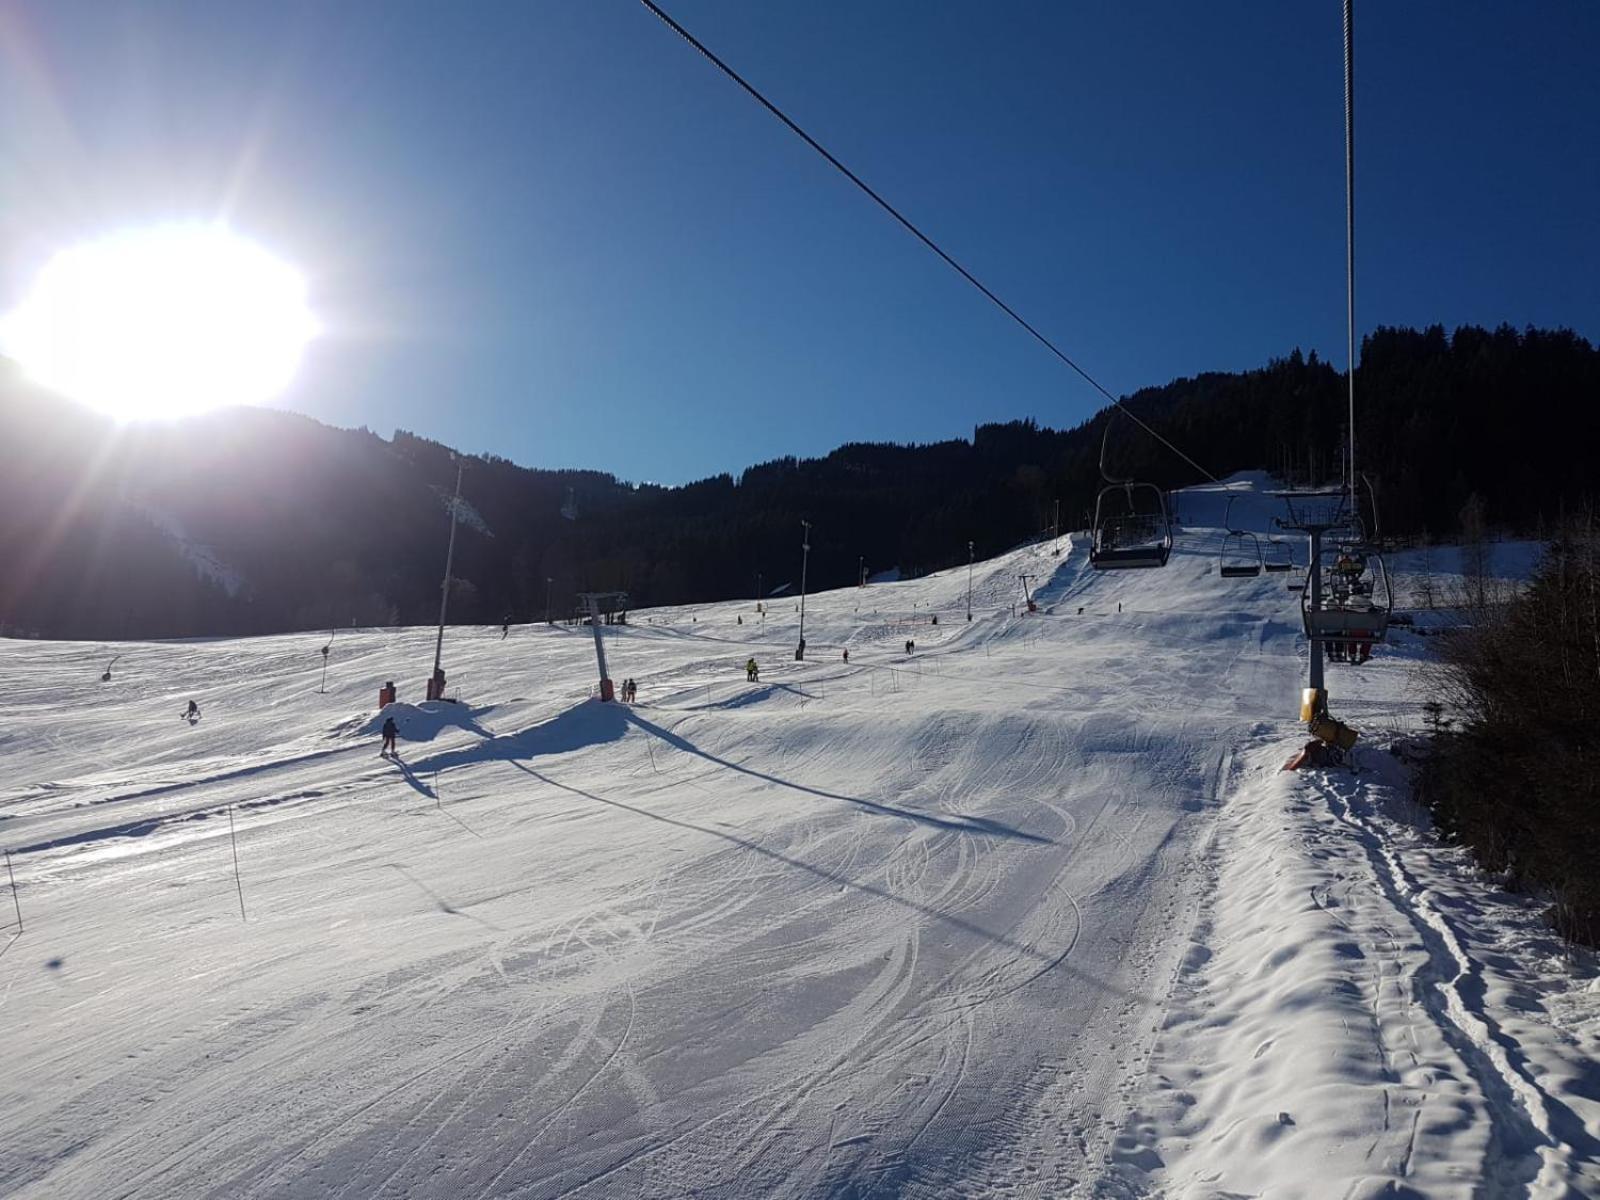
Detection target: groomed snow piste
<box><xmin>2</xmin><ymin>475</ymin><xmax>1595</xmax><ymax>1198</ymax></box>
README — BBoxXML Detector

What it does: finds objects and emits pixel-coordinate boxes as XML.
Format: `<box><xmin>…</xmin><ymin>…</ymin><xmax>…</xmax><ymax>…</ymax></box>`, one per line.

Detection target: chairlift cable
<box><xmin>637</xmin><ymin>0</ymin><xmax>1221</xmax><ymax>485</ymax></box>
<box><xmin>1343</xmin><ymin>0</ymin><xmax>1358</xmax><ymax>514</ymax></box>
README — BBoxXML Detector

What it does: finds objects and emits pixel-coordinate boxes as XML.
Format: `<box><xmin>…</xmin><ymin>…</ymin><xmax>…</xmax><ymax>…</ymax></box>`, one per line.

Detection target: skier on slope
<box><xmin>746</xmin><ymin>658</ymin><xmax>759</xmax><ymax>683</ymax></box>
<box><xmin>184</xmin><ymin>699</ymin><xmax>200</xmax><ymax>723</ymax></box>
<box><xmin>501</xmin><ymin>617</ymin><xmax>510</xmax><ymax>639</ymax></box>
<box><xmin>380</xmin><ymin>716</ymin><xmax>399</xmax><ymax>758</ymax></box>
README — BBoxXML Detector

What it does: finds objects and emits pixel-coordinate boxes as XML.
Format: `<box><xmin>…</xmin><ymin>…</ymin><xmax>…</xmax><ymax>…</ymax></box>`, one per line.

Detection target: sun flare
<box><xmin>0</xmin><ymin>225</ymin><xmax>317</xmax><ymax>420</ymax></box>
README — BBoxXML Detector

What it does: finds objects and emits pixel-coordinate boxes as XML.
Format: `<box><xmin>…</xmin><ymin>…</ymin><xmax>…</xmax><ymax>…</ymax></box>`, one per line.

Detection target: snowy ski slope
<box><xmin>2</xmin><ymin>476</ymin><xmax>1595</xmax><ymax>1198</ymax></box>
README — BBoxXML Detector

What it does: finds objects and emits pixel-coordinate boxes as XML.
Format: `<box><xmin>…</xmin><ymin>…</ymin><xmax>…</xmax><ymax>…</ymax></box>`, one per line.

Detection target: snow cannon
<box><xmin>1309</xmin><ymin>713</ymin><xmax>1359</xmax><ymax>752</ymax></box>
<box><xmin>1299</xmin><ymin>687</ymin><xmax>1357</xmax><ymax>753</ymax></box>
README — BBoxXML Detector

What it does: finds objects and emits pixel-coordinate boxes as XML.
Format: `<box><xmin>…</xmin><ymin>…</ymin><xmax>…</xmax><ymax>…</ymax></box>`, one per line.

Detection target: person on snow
<box><xmin>501</xmin><ymin>617</ymin><xmax>511</xmax><ymax>639</ymax></box>
<box><xmin>184</xmin><ymin>699</ymin><xmax>200</xmax><ymax>722</ymax></box>
<box><xmin>381</xmin><ymin>716</ymin><xmax>399</xmax><ymax>758</ymax></box>
<box><xmin>745</xmin><ymin>658</ymin><xmax>759</xmax><ymax>683</ymax></box>
<box><xmin>842</xmin><ymin>648</ymin><xmax>849</xmax><ymax>663</ymax></box>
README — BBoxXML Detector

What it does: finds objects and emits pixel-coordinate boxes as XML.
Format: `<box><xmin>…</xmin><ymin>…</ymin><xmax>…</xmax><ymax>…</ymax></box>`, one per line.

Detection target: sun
<box><xmin>0</xmin><ymin>225</ymin><xmax>317</xmax><ymax>420</ymax></box>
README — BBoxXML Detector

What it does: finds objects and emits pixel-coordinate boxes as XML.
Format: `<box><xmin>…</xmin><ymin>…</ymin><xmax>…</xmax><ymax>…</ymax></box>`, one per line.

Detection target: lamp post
<box><xmin>545</xmin><ymin>577</ymin><xmax>554</xmax><ymax>625</ymax></box>
<box><xmin>967</xmin><ymin>541</ymin><xmax>974</xmax><ymax>621</ymax></box>
<box><xmin>430</xmin><ymin>457</ymin><xmax>464</xmax><ymax>700</ymax></box>
<box><xmin>796</xmin><ymin>520</ymin><xmax>811</xmax><ymax>660</ymax></box>
<box><xmin>859</xmin><ymin>555</ymin><xmax>866</xmax><ymax>587</ymax></box>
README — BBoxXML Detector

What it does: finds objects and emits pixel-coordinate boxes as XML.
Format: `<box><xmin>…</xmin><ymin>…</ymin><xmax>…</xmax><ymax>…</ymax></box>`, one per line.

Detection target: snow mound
<box><xmin>362</xmin><ymin>700</ymin><xmax>493</xmax><ymax>743</ymax></box>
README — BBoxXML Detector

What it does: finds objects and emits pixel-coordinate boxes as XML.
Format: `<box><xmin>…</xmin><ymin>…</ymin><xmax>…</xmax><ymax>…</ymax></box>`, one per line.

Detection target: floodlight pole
<box><xmin>431</xmin><ymin>457</ymin><xmax>464</xmax><ymax>690</ymax></box>
<box><xmin>966</xmin><ymin>541</ymin><xmax>974</xmax><ymax>621</ymax></box>
<box><xmin>545</xmin><ymin>577</ymin><xmax>554</xmax><ymax>624</ymax></box>
<box><xmin>797</xmin><ymin>520</ymin><xmax>811</xmax><ymax>660</ymax></box>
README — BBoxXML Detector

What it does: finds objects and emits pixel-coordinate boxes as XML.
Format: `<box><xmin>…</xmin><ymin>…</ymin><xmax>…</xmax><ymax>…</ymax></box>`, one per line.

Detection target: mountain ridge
<box><xmin>3</xmin><ymin>321</ymin><xmax>1594</xmax><ymax>639</ymax></box>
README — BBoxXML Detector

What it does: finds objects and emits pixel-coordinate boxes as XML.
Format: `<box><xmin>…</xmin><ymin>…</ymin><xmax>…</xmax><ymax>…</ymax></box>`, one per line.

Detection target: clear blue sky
<box><xmin>3</xmin><ymin>1</ymin><xmax>1596</xmax><ymax>484</ymax></box>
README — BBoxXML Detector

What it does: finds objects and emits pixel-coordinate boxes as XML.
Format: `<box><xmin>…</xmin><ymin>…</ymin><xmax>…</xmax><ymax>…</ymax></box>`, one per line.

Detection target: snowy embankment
<box><xmin>0</xmin><ymin>474</ymin><xmax>1595</xmax><ymax>1197</ymax></box>
<box><xmin>1108</xmin><ymin>747</ymin><xmax>1600</xmax><ymax>1198</ymax></box>
<box><xmin>1104</xmin><ymin>484</ymin><xmax>1600</xmax><ymax>1198</ymax></box>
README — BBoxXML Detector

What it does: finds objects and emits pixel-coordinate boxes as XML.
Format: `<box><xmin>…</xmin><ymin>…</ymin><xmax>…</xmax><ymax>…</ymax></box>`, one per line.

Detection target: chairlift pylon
<box><xmin>1089</xmin><ymin>415</ymin><xmax>1173</xmax><ymax>571</ymax></box>
<box><xmin>1277</xmin><ymin>489</ymin><xmax>1392</xmax><ymax>652</ymax></box>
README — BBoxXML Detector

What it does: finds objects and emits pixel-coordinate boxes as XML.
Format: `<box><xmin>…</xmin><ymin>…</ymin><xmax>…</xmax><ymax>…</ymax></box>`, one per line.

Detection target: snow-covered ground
<box><xmin>2</xmin><ymin>476</ymin><xmax>1595</xmax><ymax>1197</ymax></box>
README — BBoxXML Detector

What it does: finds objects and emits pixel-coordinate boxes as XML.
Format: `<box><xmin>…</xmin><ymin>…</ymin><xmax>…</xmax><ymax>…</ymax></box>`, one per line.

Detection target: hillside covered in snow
<box><xmin>3</xmin><ymin>477</ymin><xmax>1595</xmax><ymax>1198</ymax></box>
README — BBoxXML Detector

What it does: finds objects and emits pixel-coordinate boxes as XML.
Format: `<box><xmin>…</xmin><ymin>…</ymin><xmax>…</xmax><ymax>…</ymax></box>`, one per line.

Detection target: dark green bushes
<box><xmin>1420</xmin><ymin>517</ymin><xmax>1600</xmax><ymax>946</ymax></box>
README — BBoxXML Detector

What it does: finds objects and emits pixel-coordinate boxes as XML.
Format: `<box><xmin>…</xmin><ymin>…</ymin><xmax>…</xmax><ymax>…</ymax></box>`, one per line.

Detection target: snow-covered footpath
<box><xmin>1</xmin><ymin>477</ymin><xmax>1595</xmax><ymax>1197</ymax></box>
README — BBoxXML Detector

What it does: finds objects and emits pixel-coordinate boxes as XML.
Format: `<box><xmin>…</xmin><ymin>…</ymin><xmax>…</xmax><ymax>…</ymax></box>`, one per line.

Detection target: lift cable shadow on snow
<box><xmin>508</xmin><ymin>761</ymin><xmax>1144</xmax><ymax>1003</ymax></box>
<box><xmin>518</xmin><ymin>761</ymin><xmax>1048</xmax><ymax>958</ymax></box>
<box><xmin>624</xmin><ymin>711</ymin><xmax>1053</xmax><ymax>845</ymax></box>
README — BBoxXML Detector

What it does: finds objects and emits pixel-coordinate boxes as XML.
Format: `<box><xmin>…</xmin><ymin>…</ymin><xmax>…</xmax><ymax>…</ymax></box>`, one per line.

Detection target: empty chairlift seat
<box><xmin>1090</xmin><ymin>482</ymin><xmax>1173</xmax><ymax>570</ymax></box>
<box><xmin>1219</xmin><ymin>530</ymin><xmax>1263</xmax><ymax>578</ymax></box>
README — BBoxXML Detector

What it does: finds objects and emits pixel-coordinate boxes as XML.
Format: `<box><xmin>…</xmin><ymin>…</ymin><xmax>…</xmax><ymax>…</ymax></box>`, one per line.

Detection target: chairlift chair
<box><xmin>1089</xmin><ymin>417</ymin><xmax>1173</xmax><ymax>570</ymax></box>
<box><xmin>1219</xmin><ymin>530</ymin><xmax>1263</xmax><ymax>578</ymax></box>
<box><xmin>1263</xmin><ymin>538</ymin><xmax>1294</xmax><ymax>573</ymax></box>
<box><xmin>1302</xmin><ymin>544</ymin><xmax>1393</xmax><ymax>647</ymax></box>
<box><xmin>1091</xmin><ymin>483</ymin><xmax>1173</xmax><ymax>569</ymax></box>
<box><xmin>1216</xmin><ymin>497</ymin><xmax>1263</xmax><ymax>578</ymax></box>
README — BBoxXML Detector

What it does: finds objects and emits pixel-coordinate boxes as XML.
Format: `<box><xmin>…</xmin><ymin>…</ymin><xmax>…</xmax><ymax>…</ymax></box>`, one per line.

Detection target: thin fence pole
<box><xmin>227</xmin><ymin>806</ymin><xmax>247</xmax><ymax>922</ymax></box>
<box><xmin>5</xmin><ymin>851</ymin><xmax>20</xmax><ymax>933</ymax></box>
